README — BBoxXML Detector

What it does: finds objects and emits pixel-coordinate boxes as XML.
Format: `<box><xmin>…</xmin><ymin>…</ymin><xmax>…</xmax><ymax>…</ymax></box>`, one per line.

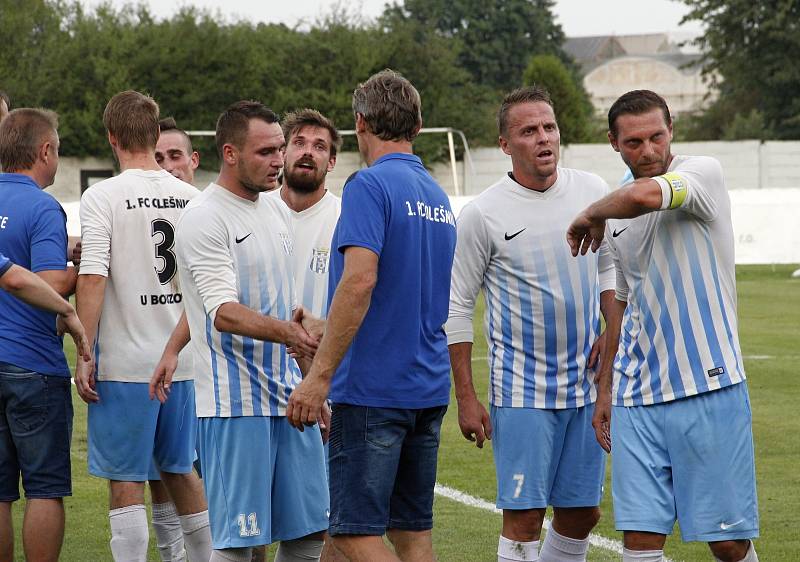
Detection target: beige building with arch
<box><xmin>564</xmin><ymin>33</ymin><xmax>717</xmax><ymax>116</ymax></box>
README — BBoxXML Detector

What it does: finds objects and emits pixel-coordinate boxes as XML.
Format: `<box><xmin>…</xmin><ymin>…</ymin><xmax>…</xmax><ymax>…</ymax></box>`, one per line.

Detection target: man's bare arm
<box><xmin>449</xmin><ymin>341</ymin><xmax>492</xmax><ymax>448</ymax></box>
<box><xmin>74</xmin><ymin>273</ymin><xmax>107</xmax><ymax>403</ymax></box>
<box><xmin>37</xmin><ymin>267</ymin><xmax>78</xmax><ymax>297</ymax></box>
<box><xmin>286</xmin><ymin>246</ymin><xmax>378</xmax><ymax>429</ymax></box>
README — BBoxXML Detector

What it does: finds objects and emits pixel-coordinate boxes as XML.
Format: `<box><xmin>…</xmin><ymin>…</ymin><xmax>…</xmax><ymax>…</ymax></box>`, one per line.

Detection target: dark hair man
<box><xmin>567</xmin><ymin>90</ymin><xmax>759</xmax><ymax>562</ymax></box>
<box><xmin>447</xmin><ymin>85</ymin><xmax>616</xmax><ymax>562</ymax></box>
<box><xmin>165</xmin><ymin>100</ymin><xmax>326</xmax><ymax>562</ymax></box>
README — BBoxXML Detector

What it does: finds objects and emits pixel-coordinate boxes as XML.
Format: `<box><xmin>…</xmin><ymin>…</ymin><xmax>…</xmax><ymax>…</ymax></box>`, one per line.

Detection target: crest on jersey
<box><xmin>278</xmin><ymin>232</ymin><xmax>293</xmax><ymax>256</ymax></box>
<box><xmin>309</xmin><ymin>247</ymin><xmax>330</xmax><ymax>274</ymax></box>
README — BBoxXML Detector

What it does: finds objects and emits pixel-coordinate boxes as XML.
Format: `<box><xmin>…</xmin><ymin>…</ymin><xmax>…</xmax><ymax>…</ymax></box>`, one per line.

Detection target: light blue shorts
<box><xmin>88</xmin><ymin>380</ymin><xmax>197</xmax><ymax>481</ymax></box>
<box><xmin>491</xmin><ymin>404</ymin><xmax>606</xmax><ymax>510</ymax></box>
<box><xmin>611</xmin><ymin>381</ymin><xmax>759</xmax><ymax>542</ymax></box>
<box><xmin>198</xmin><ymin>416</ymin><xmax>329</xmax><ymax>549</ymax></box>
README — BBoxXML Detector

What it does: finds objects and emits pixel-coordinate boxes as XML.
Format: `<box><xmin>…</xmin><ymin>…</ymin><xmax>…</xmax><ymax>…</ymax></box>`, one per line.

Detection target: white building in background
<box><xmin>563</xmin><ymin>32</ymin><xmax>717</xmax><ymax>116</ymax></box>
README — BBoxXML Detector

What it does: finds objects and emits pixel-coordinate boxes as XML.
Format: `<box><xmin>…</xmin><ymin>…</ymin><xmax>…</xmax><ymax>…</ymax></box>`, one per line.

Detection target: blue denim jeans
<box><xmin>0</xmin><ymin>361</ymin><xmax>73</xmax><ymax>500</ymax></box>
<box><xmin>328</xmin><ymin>404</ymin><xmax>447</xmax><ymax>536</ymax></box>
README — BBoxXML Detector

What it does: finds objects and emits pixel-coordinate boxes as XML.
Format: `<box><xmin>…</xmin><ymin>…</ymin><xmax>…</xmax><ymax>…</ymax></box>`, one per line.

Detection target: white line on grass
<box><xmin>434</xmin><ymin>483</ymin><xmax>674</xmax><ymax>561</ymax></box>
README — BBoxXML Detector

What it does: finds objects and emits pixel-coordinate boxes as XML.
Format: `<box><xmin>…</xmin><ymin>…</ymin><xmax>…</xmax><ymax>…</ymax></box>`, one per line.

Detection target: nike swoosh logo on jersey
<box><xmin>504</xmin><ymin>228</ymin><xmax>526</xmax><ymax>241</ymax></box>
<box><xmin>612</xmin><ymin>227</ymin><xmax>629</xmax><ymax>238</ymax></box>
<box><xmin>235</xmin><ymin>233</ymin><xmax>252</xmax><ymax>244</ymax></box>
<box><xmin>719</xmin><ymin>519</ymin><xmax>744</xmax><ymax>530</ymax></box>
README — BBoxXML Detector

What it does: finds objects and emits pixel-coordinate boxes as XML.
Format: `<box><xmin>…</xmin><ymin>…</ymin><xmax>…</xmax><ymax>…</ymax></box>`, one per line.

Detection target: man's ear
<box><xmin>190</xmin><ymin>151</ymin><xmax>200</xmax><ymax>170</ymax></box>
<box><xmin>355</xmin><ymin>113</ymin><xmax>367</xmax><ymax>134</ymax></box>
<box><xmin>222</xmin><ymin>144</ymin><xmax>237</xmax><ymax>166</ymax></box>
<box><xmin>608</xmin><ymin>131</ymin><xmax>620</xmax><ymax>153</ymax></box>
<box><xmin>327</xmin><ymin>153</ymin><xmax>336</xmax><ymax>173</ymax></box>
<box><xmin>499</xmin><ymin>135</ymin><xmax>511</xmax><ymax>156</ymax></box>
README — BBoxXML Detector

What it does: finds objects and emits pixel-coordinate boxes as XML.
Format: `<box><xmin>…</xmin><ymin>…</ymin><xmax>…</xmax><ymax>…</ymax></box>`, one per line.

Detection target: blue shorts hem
<box><xmin>0</xmin><ymin>494</ymin><xmax>20</xmax><ymax>502</ymax></box>
<box><xmin>24</xmin><ymin>490</ymin><xmax>72</xmax><ymax>499</ymax></box>
<box><xmin>615</xmin><ymin>521</ymin><xmax>674</xmax><ymax>536</ymax></box>
<box><xmin>496</xmin><ymin>500</ymin><xmax>548</xmax><ymax>510</ymax></box>
<box><xmin>273</xmin><ymin>521</ymin><xmax>329</xmax><ymax>542</ymax></box>
<box><xmin>89</xmin><ymin>468</ymin><xmax>149</xmax><ymax>482</ymax></box>
<box><xmin>329</xmin><ymin>523</ymin><xmax>387</xmax><ymax>536</ymax></box>
<box><xmin>155</xmin><ymin>463</ymin><xmax>194</xmax><ymax>475</ymax></box>
<box><xmin>682</xmin><ymin>529</ymin><xmax>759</xmax><ymax>542</ymax></box>
<box><xmin>550</xmin><ymin>498</ymin><xmax>603</xmax><ymax>509</ymax></box>
<box><xmin>388</xmin><ymin>518</ymin><xmax>433</xmax><ymax>531</ymax></box>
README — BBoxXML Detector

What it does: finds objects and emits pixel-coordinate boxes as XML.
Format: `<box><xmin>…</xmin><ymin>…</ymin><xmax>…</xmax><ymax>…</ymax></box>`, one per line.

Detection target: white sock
<box><xmin>498</xmin><ymin>535</ymin><xmax>540</xmax><ymax>561</ymax></box>
<box><xmin>152</xmin><ymin>502</ymin><xmax>186</xmax><ymax>561</ymax></box>
<box><xmin>179</xmin><ymin>510</ymin><xmax>212</xmax><ymax>562</ymax></box>
<box><xmin>715</xmin><ymin>541</ymin><xmax>759</xmax><ymax>562</ymax></box>
<box><xmin>622</xmin><ymin>547</ymin><xmax>664</xmax><ymax>562</ymax></box>
<box><xmin>275</xmin><ymin>538</ymin><xmax>324</xmax><ymax>561</ymax></box>
<box><xmin>109</xmin><ymin>504</ymin><xmax>149</xmax><ymax>562</ymax></box>
<box><xmin>539</xmin><ymin>528</ymin><xmax>590</xmax><ymax>561</ymax></box>
<box><xmin>209</xmin><ymin>547</ymin><xmax>253</xmax><ymax>562</ymax></box>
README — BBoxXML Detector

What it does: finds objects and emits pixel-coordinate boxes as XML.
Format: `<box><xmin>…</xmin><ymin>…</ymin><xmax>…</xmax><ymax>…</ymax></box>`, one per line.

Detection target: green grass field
<box><xmin>9</xmin><ymin>264</ymin><xmax>800</xmax><ymax>561</ymax></box>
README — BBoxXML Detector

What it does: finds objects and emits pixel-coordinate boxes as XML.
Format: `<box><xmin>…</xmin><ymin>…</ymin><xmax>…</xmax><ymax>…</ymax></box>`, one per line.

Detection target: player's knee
<box><xmin>553</xmin><ymin>506</ymin><xmax>601</xmax><ymax>536</ymax></box>
<box><xmin>709</xmin><ymin>539</ymin><xmax>753</xmax><ymax>562</ymax></box>
<box><xmin>274</xmin><ymin>536</ymin><xmax>324</xmax><ymax>561</ymax></box>
<box><xmin>503</xmin><ymin>509</ymin><xmax>546</xmax><ymax>541</ymax></box>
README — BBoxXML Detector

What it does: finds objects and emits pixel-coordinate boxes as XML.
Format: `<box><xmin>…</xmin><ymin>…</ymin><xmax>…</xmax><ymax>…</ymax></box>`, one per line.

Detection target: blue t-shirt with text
<box><xmin>328</xmin><ymin>153</ymin><xmax>457</xmax><ymax>408</ymax></box>
<box><xmin>0</xmin><ymin>173</ymin><xmax>70</xmax><ymax>376</ymax></box>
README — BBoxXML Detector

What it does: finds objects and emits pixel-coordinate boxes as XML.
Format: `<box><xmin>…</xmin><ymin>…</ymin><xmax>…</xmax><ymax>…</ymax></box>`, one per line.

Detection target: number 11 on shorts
<box><xmin>513</xmin><ymin>473</ymin><xmax>525</xmax><ymax>499</ymax></box>
<box><xmin>237</xmin><ymin>512</ymin><xmax>261</xmax><ymax>537</ymax></box>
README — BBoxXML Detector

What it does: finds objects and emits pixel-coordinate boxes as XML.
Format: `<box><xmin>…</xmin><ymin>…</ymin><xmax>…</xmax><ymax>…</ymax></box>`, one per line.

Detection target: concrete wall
<box><xmin>49</xmin><ymin>140</ymin><xmax>800</xmax><ymax>203</ymax></box>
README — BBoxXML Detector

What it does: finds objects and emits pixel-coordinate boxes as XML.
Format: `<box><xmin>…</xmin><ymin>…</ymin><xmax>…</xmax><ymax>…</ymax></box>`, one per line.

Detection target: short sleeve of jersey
<box><xmin>29</xmin><ymin>200</ymin><xmax>67</xmax><ymax>273</ymax></box>
<box><xmin>78</xmin><ymin>187</ymin><xmax>113</xmax><ymax>276</ymax></box>
<box><xmin>336</xmin><ymin>175</ymin><xmax>386</xmax><ymax>256</ymax></box>
<box><xmin>446</xmin><ymin>201</ymin><xmax>491</xmax><ymax>345</ymax></box>
<box><xmin>654</xmin><ymin>157</ymin><xmax>722</xmax><ymax>222</ymax></box>
<box><xmin>0</xmin><ymin>253</ymin><xmax>11</xmax><ymax>276</ymax></box>
<box><xmin>176</xmin><ymin>206</ymin><xmax>238</xmax><ymax>320</ymax></box>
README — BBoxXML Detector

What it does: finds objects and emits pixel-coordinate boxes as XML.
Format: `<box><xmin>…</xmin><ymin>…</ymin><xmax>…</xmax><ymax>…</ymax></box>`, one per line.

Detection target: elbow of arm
<box><xmin>2</xmin><ymin>270</ymin><xmax>27</xmax><ymax>294</ymax></box>
<box><xmin>352</xmin><ymin>270</ymin><xmax>377</xmax><ymax>295</ymax></box>
<box><xmin>630</xmin><ymin>185</ymin><xmax>662</xmax><ymax>211</ymax></box>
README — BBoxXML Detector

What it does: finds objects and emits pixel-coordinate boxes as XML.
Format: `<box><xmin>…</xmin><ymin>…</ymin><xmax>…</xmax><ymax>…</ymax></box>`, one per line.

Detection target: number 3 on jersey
<box><xmin>151</xmin><ymin>219</ymin><xmax>177</xmax><ymax>285</ymax></box>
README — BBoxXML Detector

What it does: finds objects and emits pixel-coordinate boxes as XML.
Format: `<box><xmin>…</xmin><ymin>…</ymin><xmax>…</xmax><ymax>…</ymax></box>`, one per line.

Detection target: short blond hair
<box><xmin>103</xmin><ymin>90</ymin><xmax>160</xmax><ymax>151</ymax></box>
<box><xmin>352</xmin><ymin>69</ymin><xmax>422</xmax><ymax>142</ymax></box>
<box><xmin>0</xmin><ymin>108</ymin><xmax>58</xmax><ymax>172</ymax></box>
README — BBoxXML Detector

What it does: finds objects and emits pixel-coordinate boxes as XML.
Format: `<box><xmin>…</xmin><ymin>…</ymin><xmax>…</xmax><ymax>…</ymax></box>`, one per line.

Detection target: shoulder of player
<box><xmin>671</xmin><ymin>154</ymin><xmax>724</xmax><ymax>178</ymax></box>
<box><xmin>557</xmin><ymin>166</ymin><xmax>609</xmax><ymax>190</ymax></box>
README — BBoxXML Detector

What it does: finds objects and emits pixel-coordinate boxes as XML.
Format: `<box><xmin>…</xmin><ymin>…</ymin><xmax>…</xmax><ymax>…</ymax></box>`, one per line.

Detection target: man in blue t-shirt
<box><xmin>0</xmin><ymin>108</ymin><xmax>79</xmax><ymax>562</ymax></box>
<box><xmin>288</xmin><ymin>70</ymin><xmax>457</xmax><ymax>562</ymax></box>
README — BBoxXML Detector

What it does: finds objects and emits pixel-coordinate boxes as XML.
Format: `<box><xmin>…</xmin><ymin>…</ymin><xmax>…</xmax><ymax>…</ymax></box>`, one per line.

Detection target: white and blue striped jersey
<box><xmin>447</xmin><ymin>170</ymin><xmax>615</xmax><ymax>409</ymax></box>
<box><xmin>607</xmin><ymin>155</ymin><xmax>746</xmax><ymax>407</ymax></box>
<box><xmin>176</xmin><ymin>183</ymin><xmax>300</xmax><ymax>417</ymax></box>
<box><xmin>268</xmin><ymin>189</ymin><xmax>340</xmax><ymax>319</ymax></box>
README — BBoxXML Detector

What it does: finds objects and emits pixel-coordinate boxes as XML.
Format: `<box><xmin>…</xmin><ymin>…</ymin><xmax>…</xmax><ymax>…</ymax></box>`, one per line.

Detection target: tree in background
<box><xmin>0</xmin><ymin>0</ymin><xmax>581</xmax><ymax>161</ymax></box>
<box><xmin>380</xmin><ymin>0</ymin><xmax>569</xmax><ymax>93</ymax></box>
<box><xmin>522</xmin><ymin>54</ymin><xmax>594</xmax><ymax>144</ymax></box>
<box><xmin>681</xmin><ymin>0</ymin><xmax>800</xmax><ymax>139</ymax></box>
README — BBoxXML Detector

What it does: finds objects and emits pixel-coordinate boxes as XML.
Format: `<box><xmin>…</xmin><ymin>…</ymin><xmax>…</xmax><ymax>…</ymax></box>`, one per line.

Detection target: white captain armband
<box><xmin>654</xmin><ymin>172</ymin><xmax>688</xmax><ymax>210</ymax></box>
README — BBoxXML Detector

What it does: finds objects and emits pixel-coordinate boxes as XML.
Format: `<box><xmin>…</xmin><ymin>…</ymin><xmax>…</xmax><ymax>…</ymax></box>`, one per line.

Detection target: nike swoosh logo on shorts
<box><xmin>720</xmin><ymin>519</ymin><xmax>744</xmax><ymax>530</ymax></box>
<box><xmin>235</xmin><ymin>233</ymin><xmax>252</xmax><ymax>244</ymax></box>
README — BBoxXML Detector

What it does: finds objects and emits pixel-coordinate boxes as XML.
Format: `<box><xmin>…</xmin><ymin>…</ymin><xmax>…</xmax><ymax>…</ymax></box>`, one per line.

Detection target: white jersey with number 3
<box><xmin>268</xmin><ymin>189</ymin><xmax>340</xmax><ymax>319</ymax></box>
<box><xmin>607</xmin><ymin>155</ymin><xmax>746</xmax><ymax>407</ymax></box>
<box><xmin>79</xmin><ymin>169</ymin><xmax>198</xmax><ymax>383</ymax></box>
